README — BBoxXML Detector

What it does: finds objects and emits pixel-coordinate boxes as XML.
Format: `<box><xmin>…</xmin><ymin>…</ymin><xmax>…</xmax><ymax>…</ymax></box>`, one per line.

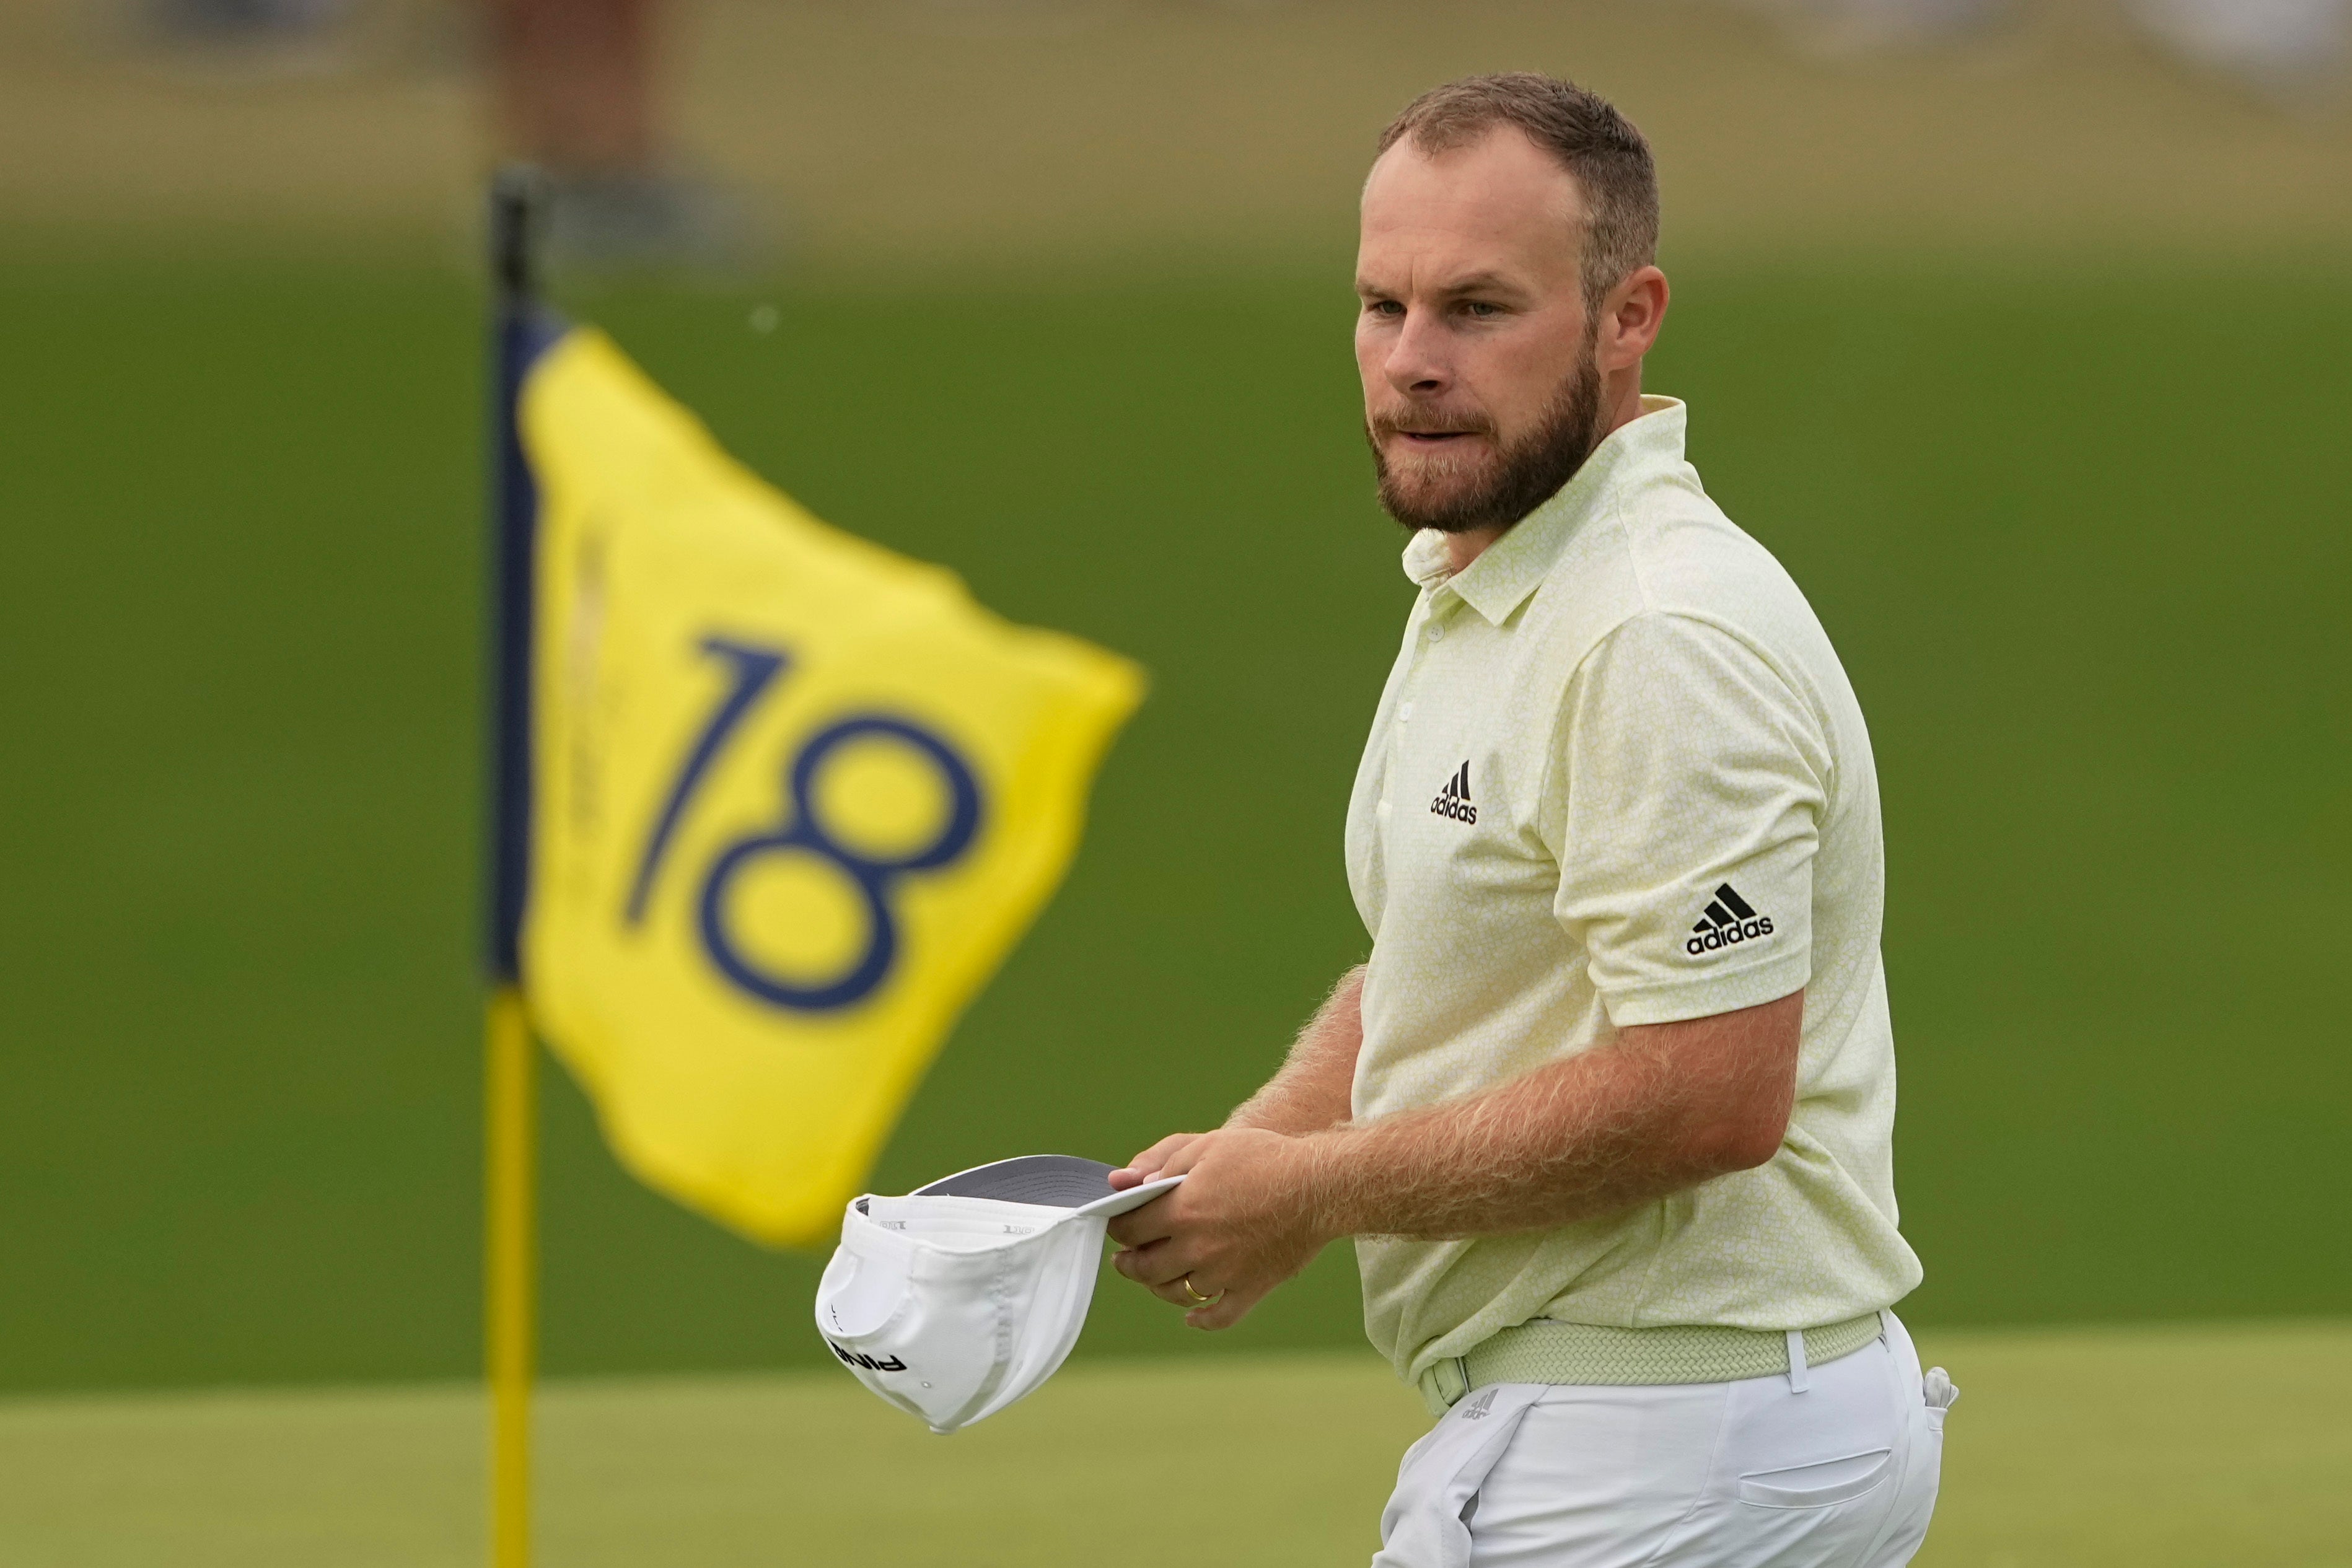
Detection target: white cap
<box><xmin>814</xmin><ymin>1155</ymin><xmax>1182</xmax><ymax>1434</ymax></box>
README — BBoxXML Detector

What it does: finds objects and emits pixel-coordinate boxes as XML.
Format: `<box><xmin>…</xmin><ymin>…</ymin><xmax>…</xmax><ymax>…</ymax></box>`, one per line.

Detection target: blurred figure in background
<box><xmin>1747</xmin><ymin>0</ymin><xmax>2008</xmax><ymax>49</ymax></box>
<box><xmin>151</xmin><ymin>0</ymin><xmax>353</xmax><ymax>39</ymax></box>
<box><xmin>2127</xmin><ymin>0</ymin><xmax>2349</xmax><ymax>103</ymax></box>
<box><xmin>477</xmin><ymin>0</ymin><xmax>743</xmax><ymax>266</ymax></box>
<box><xmin>488</xmin><ymin>0</ymin><xmax>656</xmax><ymax>179</ymax></box>
<box><xmin>486</xmin><ymin>0</ymin><xmax>743</xmax><ymax>268</ymax></box>
<box><xmin>1748</xmin><ymin>0</ymin><xmax>2347</xmax><ymax>103</ymax></box>
<box><xmin>129</xmin><ymin>0</ymin><xmax>750</xmax><ymax>266</ymax></box>
<box><xmin>143</xmin><ymin>0</ymin><xmax>361</xmax><ymax>71</ymax></box>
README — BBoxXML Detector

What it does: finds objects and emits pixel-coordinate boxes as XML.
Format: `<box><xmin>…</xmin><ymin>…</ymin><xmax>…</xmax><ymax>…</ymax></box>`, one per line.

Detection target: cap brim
<box><xmin>1071</xmin><ymin>1173</ymin><xmax>1184</xmax><ymax>1218</ymax></box>
<box><xmin>911</xmin><ymin>1154</ymin><xmax>1185</xmax><ymax>1217</ymax></box>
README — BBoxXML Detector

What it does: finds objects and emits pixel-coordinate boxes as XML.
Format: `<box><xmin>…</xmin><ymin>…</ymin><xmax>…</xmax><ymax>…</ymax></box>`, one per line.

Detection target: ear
<box><xmin>1597</xmin><ymin>265</ymin><xmax>1670</xmax><ymax>374</ymax></box>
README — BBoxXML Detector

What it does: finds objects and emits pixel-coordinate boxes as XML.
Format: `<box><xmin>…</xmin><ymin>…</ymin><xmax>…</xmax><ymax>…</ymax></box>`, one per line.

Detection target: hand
<box><xmin>1105</xmin><ymin>1128</ymin><xmax>1334</xmax><ymax>1329</ymax></box>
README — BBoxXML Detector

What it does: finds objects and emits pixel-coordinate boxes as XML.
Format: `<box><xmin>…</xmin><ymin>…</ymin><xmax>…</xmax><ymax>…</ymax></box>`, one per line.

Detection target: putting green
<box><xmin>4</xmin><ymin>1320</ymin><xmax>2343</xmax><ymax>1566</ymax></box>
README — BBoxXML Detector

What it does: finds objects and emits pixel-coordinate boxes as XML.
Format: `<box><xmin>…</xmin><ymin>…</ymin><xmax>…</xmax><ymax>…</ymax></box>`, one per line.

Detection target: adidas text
<box><xmin>1686</xmin><ymin>883</ymin><xmax>1773</xmax><ymax>956</ymax></box>
<box><xmin>1429</xmin><ymin>760</ymin><xmax>1478</xmax><ymax>825</ymax></box>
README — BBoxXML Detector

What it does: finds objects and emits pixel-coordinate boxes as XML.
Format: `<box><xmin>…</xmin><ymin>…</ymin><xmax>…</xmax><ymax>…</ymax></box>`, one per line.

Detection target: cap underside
<box><xmin>913</xmin><ymin>1154</ymin><xmax>1123</xmax><ymax>1207</ymax></box>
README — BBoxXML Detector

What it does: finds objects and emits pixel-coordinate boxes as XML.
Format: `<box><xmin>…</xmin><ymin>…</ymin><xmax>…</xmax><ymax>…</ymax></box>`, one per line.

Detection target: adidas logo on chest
<box><xmin>1429</xmin><ymin>760</ymin><xmax>1478</xmax><ymax>824</ymax></box>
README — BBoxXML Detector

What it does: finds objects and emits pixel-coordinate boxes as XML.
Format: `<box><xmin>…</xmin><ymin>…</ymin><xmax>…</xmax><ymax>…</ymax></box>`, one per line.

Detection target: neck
<box><xmin>1441</xmin><ymin>525</ymin><xmax>1506</xmax><ymax>575</ymax></box>
<box><xmin>1442</xmin><ymin>368</ymin><xmax>1649</xmax><ymax>575</ymax></box>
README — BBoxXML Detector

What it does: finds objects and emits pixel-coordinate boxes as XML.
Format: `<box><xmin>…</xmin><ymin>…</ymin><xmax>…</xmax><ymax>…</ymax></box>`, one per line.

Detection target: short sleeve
<box><xmin>1544</xmin><ymin>612</ymin><xmax>1827</xmax><ymax>1027</ymax></box>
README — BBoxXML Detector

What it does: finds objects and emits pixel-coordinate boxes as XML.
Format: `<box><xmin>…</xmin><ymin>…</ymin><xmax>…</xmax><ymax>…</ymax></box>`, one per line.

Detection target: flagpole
<box><xmin>485</xmin><ymin>164</ymin><xmax>543</xmax><ymax>1568</ymax></box>
<box><xmin>485</xmin><ymin>984</ymin><xmax>535</xmax><ymax>1568</ymax></box>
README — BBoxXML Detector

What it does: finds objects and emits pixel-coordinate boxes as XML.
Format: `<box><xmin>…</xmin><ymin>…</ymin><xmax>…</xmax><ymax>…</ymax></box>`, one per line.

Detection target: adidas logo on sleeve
<box><xmin>1429</xmin><ymin>761</ymin><xmax>1477</xmax><ymax>824</ymax></box>
<box><xmin>1687</xmin><ymin>883</ymin><xmax>1774</xmax><ymax>955</ymax></box>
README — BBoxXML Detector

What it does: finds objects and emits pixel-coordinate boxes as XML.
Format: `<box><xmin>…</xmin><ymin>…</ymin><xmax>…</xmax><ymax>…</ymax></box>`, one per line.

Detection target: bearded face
<box><xmin>1354</xmin><ymin>126</ymin><xmax>1654</xmax><ymax>545</ymax></box>
<box><xmin>1365</xmin><ymin>330</ymin><xmax>1605</xmax><ymax>535</ymax></box>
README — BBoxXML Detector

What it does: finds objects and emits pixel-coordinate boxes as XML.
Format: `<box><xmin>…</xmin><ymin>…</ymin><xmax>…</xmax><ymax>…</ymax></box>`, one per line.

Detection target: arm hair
<box><xmin>1226</xmin><ymin>965</ymin><xmax>1365</xmax><ymax>1136</ymax></box>
<box><xmin>1301</xmin><ymin>991</ymin><xmax>1802</xmax><ymax>1240</ymax></box>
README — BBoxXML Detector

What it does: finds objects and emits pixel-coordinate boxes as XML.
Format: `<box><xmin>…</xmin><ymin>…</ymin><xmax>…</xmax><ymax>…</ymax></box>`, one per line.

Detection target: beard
<box><xmin>1367</xmin><ymin>344</ymin><xmax>1607</xmax><ymax>536</ymax></box>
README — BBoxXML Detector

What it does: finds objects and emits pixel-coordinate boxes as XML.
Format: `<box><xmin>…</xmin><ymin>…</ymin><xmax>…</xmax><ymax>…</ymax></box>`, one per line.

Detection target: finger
<box><xmin>1110</xmin><ymin>1133</ymin><xmax>1203</xmax><ymax>1185</ymax></box>
<box><xmin>1152</xmin><ymin>1134</ymin><xmax>1216</xmax><ymax>1178</ymax></box>
<box><xmin>1113</xmin><ymin>1238</ymin><xmax>1198</xmax><ymax>1290</ymax></box>
<box><xmin>1105</xmin><ymin>1183</ymin><xmax>1192</xmax><ymax>1250</ymax></box>
<box><xmin>1150</xmin><ymin>1267</ymin><xmax>1224</xmax><ymax>1309</ymax></box>
<box><xmin>1107</xmin><ymin>1201</ymin><xmax>1170</xmax><ymax>1250</ymax></box>
<box><xmin>1186</xmin><ymin>1281</ymin><xmax>1264</xmax><ymax>1331</ymax></box>
<box><xmin>1152</xmin><ymin>1276</ymin><xmax>1210</xmax><ymax>1308</ymax></box>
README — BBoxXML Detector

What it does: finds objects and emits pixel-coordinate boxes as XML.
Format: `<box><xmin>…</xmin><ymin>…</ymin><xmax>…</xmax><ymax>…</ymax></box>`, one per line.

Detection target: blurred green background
<box><xmin>2</xmin><ymin>246</ymin><xmax>2344</xmax><ymax>1393</ymax></box>
<box><xmin>2</xmin><ymin>0</ymin><xmax>2350</xmax><ymax>1403</ymax></box>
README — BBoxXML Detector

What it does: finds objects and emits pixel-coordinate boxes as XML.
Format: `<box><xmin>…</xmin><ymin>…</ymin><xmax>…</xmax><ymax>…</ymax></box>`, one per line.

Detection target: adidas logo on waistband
<box><xmin>1429</xmin><ymin>761</ymin><xmax>1477</xmax><ymax>824</ymax></box>
<box><xmin>1686</xmin><ymin>883</ymin><xmax>1774</xmax><ymax>955</ymax></box>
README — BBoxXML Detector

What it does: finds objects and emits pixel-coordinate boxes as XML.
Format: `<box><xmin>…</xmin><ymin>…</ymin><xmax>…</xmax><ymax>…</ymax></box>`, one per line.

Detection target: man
<box><xmin>1105</xmin><ymin>74</ymin><xmax>1952</xmax><ymax>1566</ymax></box>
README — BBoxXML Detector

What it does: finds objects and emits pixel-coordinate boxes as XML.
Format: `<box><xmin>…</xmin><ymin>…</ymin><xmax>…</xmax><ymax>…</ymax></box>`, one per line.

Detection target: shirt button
<box><xmin>1426</xmin><ymin>622</ymin><xmax>1445</xmax><ymax>642</ymax></box>
<box><xmin>1377</xmin><ymin>798</ymin><xmax>1392</xmax><ymax>817</ymax></box>
<box><xmin>1399</xmin><ymin>702</ymin><xmax>1413</xmax><ymax>724</ymax></box>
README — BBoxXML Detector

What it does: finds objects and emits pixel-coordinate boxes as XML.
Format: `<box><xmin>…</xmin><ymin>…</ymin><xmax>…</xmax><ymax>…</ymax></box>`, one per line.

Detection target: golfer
<box><xmin>1107</xmin><ymin>74</ymin><xmax>1949</xmax><ymax>1566</ymax></box>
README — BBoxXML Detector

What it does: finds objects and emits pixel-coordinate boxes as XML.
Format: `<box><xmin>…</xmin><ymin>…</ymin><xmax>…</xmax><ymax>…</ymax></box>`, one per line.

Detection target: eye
<box><xmin>1462</xmin><ymin>300</ymin><xmax>1503</xmax><ymax>320</ymax></box>
<box><xmin>1365</xmin><ymin>299</ymin><xmax>1405</xmax><ymax>318</ymax></box>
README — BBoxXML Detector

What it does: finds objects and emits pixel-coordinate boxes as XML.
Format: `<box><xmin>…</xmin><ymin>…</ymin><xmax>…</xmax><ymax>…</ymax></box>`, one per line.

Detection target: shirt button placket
<box><xmin>1387</xmin><ymin>610</ymin><xmax>1446</xmax><ymax>817</ymax></box>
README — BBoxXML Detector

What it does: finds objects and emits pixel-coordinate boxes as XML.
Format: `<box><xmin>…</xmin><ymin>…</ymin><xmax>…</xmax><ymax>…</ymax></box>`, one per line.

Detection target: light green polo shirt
<box><xmin>1344</xmin><ymin>396</ymin><xmax>1923</xmax><ymax>1388</ymax></box>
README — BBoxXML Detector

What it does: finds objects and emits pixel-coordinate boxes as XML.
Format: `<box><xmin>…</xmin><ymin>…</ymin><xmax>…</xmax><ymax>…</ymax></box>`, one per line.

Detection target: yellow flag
<box><xmin>516</xmin><ymin>329</ymin><xmax>1143</xmax><ymax>1248</ymax></box>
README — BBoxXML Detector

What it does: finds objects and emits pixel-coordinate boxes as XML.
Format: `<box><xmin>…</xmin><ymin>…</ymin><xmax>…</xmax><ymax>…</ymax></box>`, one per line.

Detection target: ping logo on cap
<box><xmin>828</xmin><ymin>1340</ymin><xmax>909</xmax><ymax>1373</ymax></box>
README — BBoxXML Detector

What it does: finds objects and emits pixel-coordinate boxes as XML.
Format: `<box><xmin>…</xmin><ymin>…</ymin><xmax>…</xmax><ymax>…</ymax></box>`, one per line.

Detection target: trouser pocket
<box><xmin>1736</xmin><ymin>1447</ymin><xmax>1895</xmax><ymax>1508</ymax></box>
<box><xmin>1372</xmin><ymin>1384</ymin><xmax>1546</xmax><ymax>1568</ymax></box>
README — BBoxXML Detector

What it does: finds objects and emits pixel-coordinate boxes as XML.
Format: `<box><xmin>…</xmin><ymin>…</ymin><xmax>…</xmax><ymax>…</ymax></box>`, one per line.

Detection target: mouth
<box><xmin>1390</xmin><ymin>428</ymin><xmax>1483</xmax><ymax>449</ymax></box>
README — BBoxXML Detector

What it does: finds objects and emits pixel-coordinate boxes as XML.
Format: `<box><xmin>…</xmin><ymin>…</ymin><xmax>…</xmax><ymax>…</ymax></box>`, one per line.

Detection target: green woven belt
<box><xmin>1416</xmin><ymin>1312</ymin><xmax>1886</xmax><ymax>1415</ymax></box>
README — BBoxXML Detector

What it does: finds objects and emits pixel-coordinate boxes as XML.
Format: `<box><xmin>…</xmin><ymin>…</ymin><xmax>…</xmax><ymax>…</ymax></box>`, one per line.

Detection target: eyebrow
<box><xmin>1438</xmin><ymin>271</ymin><xmax>1522</xmax><ymax>297</ymax></box>
<box><xmin>1355</xmin><ymin>269</ymin><xmax>1530</xmax><ymax>300</ymax></box>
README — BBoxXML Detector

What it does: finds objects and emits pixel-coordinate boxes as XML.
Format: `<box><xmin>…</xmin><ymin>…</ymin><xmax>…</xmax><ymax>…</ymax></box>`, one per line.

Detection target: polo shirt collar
<box><xmin>1402</xmin><ymin>395</ymin><xmax>1688</xmax><ymax>626</ymax></box>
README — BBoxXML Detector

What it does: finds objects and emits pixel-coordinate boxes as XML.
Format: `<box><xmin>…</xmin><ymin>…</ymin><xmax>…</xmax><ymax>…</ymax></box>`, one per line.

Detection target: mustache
<box><xmin>1368</xmin><ymin>408</ymin><xmax>1496</xmax><ymax>440</ymax></box>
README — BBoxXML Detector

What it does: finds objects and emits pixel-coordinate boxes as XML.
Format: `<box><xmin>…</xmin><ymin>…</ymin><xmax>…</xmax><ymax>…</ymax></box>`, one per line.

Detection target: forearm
<box><xmin>1299</xmin><ymin>992</ymin><xmax>1801</xmax><ymax>1240</ymax></box>
<box><xmin>1226</xmin><ymin>965</ymin><xmax>1365</xmax><ymax>1136</ymax></box>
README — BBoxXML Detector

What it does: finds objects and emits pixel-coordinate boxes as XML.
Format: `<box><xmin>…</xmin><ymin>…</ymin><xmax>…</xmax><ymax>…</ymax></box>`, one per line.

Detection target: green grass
<box><xmin>2</xmin><ymin>1320</ymin><xmax>2346</xmax><ymax>1566</ymax></box>
<box><xmin>0</xmin><ymin>254</ymin><xmax>2345</xmax><ymax>1391</ymax></box>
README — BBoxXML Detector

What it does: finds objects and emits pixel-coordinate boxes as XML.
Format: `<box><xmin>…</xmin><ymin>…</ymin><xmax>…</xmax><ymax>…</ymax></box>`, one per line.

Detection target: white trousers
<box><xmin>1372</xmin><ymin>1313</ymin><xmax>1953</xmax><ymax>1568</ymax></box>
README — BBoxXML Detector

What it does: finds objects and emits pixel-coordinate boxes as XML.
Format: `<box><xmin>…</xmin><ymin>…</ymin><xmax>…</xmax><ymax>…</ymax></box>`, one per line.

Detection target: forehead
<box><xmin>1358</xmin><ymin>126</ymin><xmax>1584</xmax><ymax>289</ymax></box>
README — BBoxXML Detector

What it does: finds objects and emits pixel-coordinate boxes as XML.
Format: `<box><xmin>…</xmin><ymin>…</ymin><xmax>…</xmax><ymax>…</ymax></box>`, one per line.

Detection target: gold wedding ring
<box><xmin>1180</xmin><ymin>1276</ymin><xmax>1219</xmax><ymax>1305</ymax></box>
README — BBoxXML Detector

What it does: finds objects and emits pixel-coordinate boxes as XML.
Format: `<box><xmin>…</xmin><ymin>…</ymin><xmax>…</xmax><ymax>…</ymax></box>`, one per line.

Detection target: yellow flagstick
<box><xmin>485</xmin><ymin>984</ymin><xmax>537</xmax><ymax>1568</ymax></box>
<box><xmin>483</xmin><ymin>166</ymin><xmax>545</xmax><ymax>1568</ymax></box>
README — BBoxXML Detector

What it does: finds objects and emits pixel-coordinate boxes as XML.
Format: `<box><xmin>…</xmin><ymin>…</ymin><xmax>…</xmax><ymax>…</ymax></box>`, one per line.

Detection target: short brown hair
<box><xmin>1376</xmin><ymin>73</ymin><xmax>1659</xmax><ymax>310</ymax></box>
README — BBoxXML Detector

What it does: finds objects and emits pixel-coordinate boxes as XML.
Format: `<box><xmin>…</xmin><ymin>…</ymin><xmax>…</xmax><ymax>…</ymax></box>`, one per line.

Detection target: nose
<box><xmin>1384</xmin><ymin>307</ymin><xmax>1450</xmax><ymax>398</ymax></box>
